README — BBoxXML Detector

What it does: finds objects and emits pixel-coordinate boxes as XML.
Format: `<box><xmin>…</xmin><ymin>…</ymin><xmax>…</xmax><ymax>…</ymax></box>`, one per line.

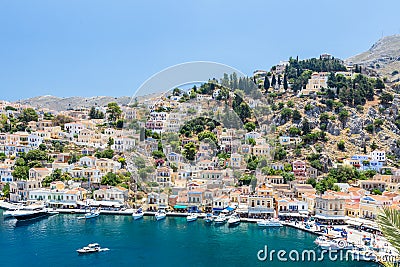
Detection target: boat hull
<box><xmin>132</xmin><ymin>213</ymin><xmax>144</xmax><ymax>220</ymax></box>
<box><xmin>155</xmin><ymin>214</ymin><xmax>166</xmax><ymax>221</ymax></box>
<box><xmin>13</xmin><ymin>211</ymin><xmax>48</xmax><ymax>221</ymax></box>
<box><xmin>228</xmin><ymin>221</ymin><xmax>240</xmax><ymax>227</ymax></box>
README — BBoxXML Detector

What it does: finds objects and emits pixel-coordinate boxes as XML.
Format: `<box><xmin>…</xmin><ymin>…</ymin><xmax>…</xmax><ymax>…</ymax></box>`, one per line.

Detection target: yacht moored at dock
<box><xmin>186</xmin><ymin>213</ymin><xmax>198</xmax><ymax>222</ymax></box>
<box><xmin>155</xmin><ymin>210</ymin><xmax>166</xmax><ymax>221</ymax></box>
<box><xmin>132</xmin><ymin>208</ymin><xmax>144</xmax><ymax>220</ymax></box>
<box><xmin>227</xmin><ymin>214</ymin><xmax>240</xmax><ymax>227</ymax></box>
<box><xmin>257</xmin><ymin>219</ymin><xmax>282</xmax><ymax>227</ymax></box>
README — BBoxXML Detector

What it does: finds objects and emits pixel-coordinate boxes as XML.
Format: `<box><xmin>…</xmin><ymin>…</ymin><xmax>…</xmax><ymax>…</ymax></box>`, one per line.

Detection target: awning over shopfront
<box><xmin>314</xmin><ymin>214</ymin><xmax>347</xmax><ymax>220</ymax></box>
<box><xmin>174</xmin><ymin>205</ymin><xmax>187</xmax><ymax>209</ymax></box>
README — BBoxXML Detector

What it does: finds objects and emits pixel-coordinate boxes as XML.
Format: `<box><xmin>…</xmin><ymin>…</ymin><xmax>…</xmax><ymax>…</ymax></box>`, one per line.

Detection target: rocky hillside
<box><xmin>14</xmin><ymin>94</ymin><xmax>157</xmax><ymax>111</ymax></box>
<box><xmin>266</xmin><ymin>92</ymin><xmax>400</xmax><ymax>168</ymax></box>
<box><xmin>346</xmin><ymin>34</ymin><xmax>400</xmax><ymax>82</ymax></box>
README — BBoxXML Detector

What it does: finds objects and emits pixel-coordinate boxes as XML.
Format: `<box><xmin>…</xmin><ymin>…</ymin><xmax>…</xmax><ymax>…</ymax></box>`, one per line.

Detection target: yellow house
<box><xmin>345</xmin><ymin>202</ymin><xmax>360</xmax><ymax>218</ymax></box>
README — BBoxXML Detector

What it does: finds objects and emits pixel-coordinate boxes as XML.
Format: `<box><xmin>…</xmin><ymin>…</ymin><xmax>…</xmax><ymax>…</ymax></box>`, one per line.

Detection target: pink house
<box><xmin>292</xmin><ymin>160</ymin><xmax>306</xmax><ymax>177</ymax></box>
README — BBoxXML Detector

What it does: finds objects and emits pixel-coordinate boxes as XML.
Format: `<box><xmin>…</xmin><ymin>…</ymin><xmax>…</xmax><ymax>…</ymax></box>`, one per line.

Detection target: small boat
<box><xmin>47</xmin><ymin>210</ymin><xmax>59</xmax><ymax>216</ymax></box>
<box><xmin>349</xmin><ymin>246</ymin><xmax>377</xmax><ymax>261</ymax></box>
<box><xmin>227</xmin><ymin>214</ymin><xmax>240</xmax><ymax>227</ymax></box>
<box><xmin>314</xmin><ymin>236</ymin><xmax>329</xmax><ymax>246</ymax></box>
<box><xmin>84</xmin><ymin>208</ymin><xmax>100</xmax><ymax>219</ymax></box>
<box><xmin>257</xmin><ymin>219</ymin><xmax>282</xmax><ymax>227</ymax></box>
<box><xmin>132</xmin><ymin>208</ymin><xmax>144</xmax><ymax>220</ymax></box>
<box><xmin>214</xmin><ymin>214</ymin><xmax>227</xmax><ymax>225</ymax></box>
<box><xmin>186</xmin><ymin>213</ymin><xmax>198</xmax><ymax>222</ymax></box>
<box><xmin>155</xmin><ymin>210</ymin><xmax>166</xmax><ymax>221</ymax></box>
<box><xmin>318</xmin><ymin>238</ymin><xmax>354</xmax><ymax>250</ymax></box>
<box><xmin>204</xmin><ymin>213</ymin><xmax>213</xmax><ymax>223</ymax></box>
<box><xmin>76</xmin><ymin>243</ymin><xmax>109</xmax><ymax>254</ymax></box>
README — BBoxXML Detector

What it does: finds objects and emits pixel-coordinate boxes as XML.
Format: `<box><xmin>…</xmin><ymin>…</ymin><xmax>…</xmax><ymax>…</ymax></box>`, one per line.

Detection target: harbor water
<box><xmin>0</xmin><ymin>211</ymin><xmax>378</xmax><ymax>267</ymax></box>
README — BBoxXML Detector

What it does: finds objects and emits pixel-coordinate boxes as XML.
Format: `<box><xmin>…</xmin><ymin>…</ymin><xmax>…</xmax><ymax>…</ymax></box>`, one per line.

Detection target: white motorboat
<box><xmin>214</xmin><ymin>214</ymin><xmax>227</xmax><ymax>225</ymax></box>
<box><xmin>12</xmin><ymin>206</ymin><xmax>49</xmax><ymax>221</ymax></box>
<box><xmin>257</xmin><ymin>219</ymin><xmax>282</xmax><ymax>227</ymax></box>
<box><xmin>186</xmin><ymin>213</ymin><xmax>198</xmax><ymax>222</ymax></box>
<box><xmin>350</xmin><ymin>246</ymin><xmax>377</xmax><ymax>262</ymax></box>
<box><xmin>76</xmin><ymin>243</ymin><xmax>109</xmax><ymax>254</ymax></box>
<box><xmin>155</xmin><ymin>210</ymin><xmax>166</xmax><ymax>221</ymax></box>
<box><xmin>132</xmin><ymin>208</ymin><xmax>144</xmax><ymax>220</ymax></box>
<box><xmin>204</xmin><ymin>213</ymin><xmax>213</xmax><ymax>223</ymax></box>
<box><xmin>84</xmin><ymin>208</ymin><xmax>100</xmax><ymax>219</ymax></box>
<box><xmin>318</xmin><ymin>238</ymin><xmax>354</xmax><ymax>250</ymax></box>
<box><xmin>2</xmin><ymin>207</ymin><xmax>19</xmax><ymax>218</ymax></box>
<box><xmin>227</xmin><ymin>214</ymin><xmax>240</xmax><ymax>227</ymax></box>
<box><xmin>314</xmin><ymin>236</ymin><xmax>329</xmax><ymax>246</ymax></box>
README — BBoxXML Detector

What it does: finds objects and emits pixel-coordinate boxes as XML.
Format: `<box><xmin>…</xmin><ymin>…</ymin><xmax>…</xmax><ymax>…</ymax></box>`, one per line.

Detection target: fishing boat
<box><xmin>186</xmin><ymin>213</ymin><xmax>198</xmax><ymax>222</ymax></box>
<box><xmin>132</xmin><ymin>208</ymin><xmax>144</xmax><ymax>220</ymax></box>
<box><xmin>155</xmin><ymin>210</ymin><xmax>166</xmax><ymax>221</ymax></box>
<box><xmin>204</xmin><ymin>213</ymin><xmax>213</xmax><ymax>223</ymax></box>
<box><xmin>214</xmin><ymin>214</ymin><xmax>227</xmax><ymax>225</ymax></box>
<box><xmin>227</xmin><ymin>214</ymin><xmax>240</xmax><ymax>227</ymax></box>
<box><xmin>257</xmin><ymin>219</ymin><xmax>282</xmax><ymax>227</ymax></box>
<box><xmin>76</xmin><ymin>243</ymin><xmax>109</xmax><ymax>254</ymax></box>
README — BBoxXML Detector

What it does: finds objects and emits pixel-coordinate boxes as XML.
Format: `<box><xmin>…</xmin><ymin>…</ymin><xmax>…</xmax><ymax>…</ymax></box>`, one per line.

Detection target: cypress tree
<box><xmin>263</xmin><ymin>77</ymin><xmax>270</xmax><ymax>91</ymax></box>
<box><xmin>283</xmin><ymin>75</ymin><xmax>288</xmax><ymax>90</ymax></box>
<box><xmin>271</xmin><ymin>74</ymin><xmax>277</xmax><ymax>87</ymax></box>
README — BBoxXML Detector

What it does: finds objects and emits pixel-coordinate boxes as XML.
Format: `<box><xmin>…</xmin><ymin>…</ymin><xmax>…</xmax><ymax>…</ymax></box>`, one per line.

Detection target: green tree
<box><xmin>106</xmin><ymin>102</ymin><xmax>122</xmax><ymax>122</ymax></box>
<box><xmin>95</xmin><ymin>149</ymin><xmax>114</xmax><ymax>159</ymax></box>
<box><xmin>274</xmin><ymin>146</ymin><xmax>287</xmax><ymax>160</ymax></box>
<box><xmin>152</xmin><ymin>150</ymin><xmax>165</xmax><ymax>159</ymax></box>
<box><xmin>283</xmin><ymin>172</ymin><xmax>295</xmax><ymax>183</ymax></box>
<box><xmin>19</xmin><ymin>108</ymin><xmax>38</xmax><ymax>123</ymax></box>
<box><xmin>52</xmin><ymin>114</ymin><xmax>74</xmax><ymax>129</ymax></box>
<box><xmin>263</xmin><ymin>77</ymin><xmax>270</xmax><ymax>91</ymax></box>
<box><xmin>280</xmin><ymin>108</ymin><xmax>293</xmax><ymax>121</ymax></box>
<box><xmin>198</xmin><ymin>131</ymin><xmax>217</xmax><ymax>144</ymax></box>
<box><xmin>244</xmin><ymin>122</ymin><xmax>256</xmax><ymax>132</ymax></box>
<box><xmin>292</xmin><ymin>109</ymin><xmax>302</xmax><ymax>121</ymax></box>
<box><xmin>380</xmin><ymin>92</ymin><xmax>394</xmax><ymax>105</ymax></box>
<box><xmin>337</xmin><ymin>140</ymin><xmax>345</xmax><ymax>151</ymax></box>
<box><xmin>301</xmin><ymin>118</ymin><xmax>311</xmax><ymax>135</ymax></box>
<box><xmin>283</xmin><ymin>74</ymin><xmax>288</xmax><ymax>90</ymax></box>
<box><xmin>271</xmin><ymin>74</ymin><xmax>276</xmax><ymax>87</ymax></box>
<box><xmin>107</xmin><ymin>137</ymin><xmax>114</xmax><ymax>148</ymax></box>
<box><xmin>183</xmin><ymin>142</ymin><xmax>196</xmax><ymax>161</ymax></box>
<box><xmin>101</xmin><ymin>172</ymin><xmax>121</xmax><ymax>186</ymax></box>
<box><xmin>116</xmin><ymin>119</ymin><xmax>124</xmax><ymax>129</ymax></box>
<box><xmin>374</xmin><ymin>78</ymin><xmax>385</xmax><ymax>90</ymax></box>
<box><xmin>2</xmin><ymin>183</ymin><xmax>10</xmax><ymax>198</ymax></box>
<box><xmin>38</xmin><ymin>144</ymin><xmax>47</xmax><ymax>151</ymax></box>
<box><xmin>25</xmin><ymin>149</ymin><xmax>48</xmax><ymax>162</ymax></box>
<box><xmin>0</xmin><ymin>152</ymin><xmax>6</xmax><ymax>162</ymax></box>
<box><xmin>288</xmin><ymin>127</ymin><xmax>301</xmax><ymax>136</ymax></box>
<box><xmin>12</xmin><ymin>166</ymin><xmax>29</xmax><ymax>180</ymax></box>
<box><xmin>134</xmin><ymin>157</ymin><xmax>146</xmax><ymax>169</ymax></box>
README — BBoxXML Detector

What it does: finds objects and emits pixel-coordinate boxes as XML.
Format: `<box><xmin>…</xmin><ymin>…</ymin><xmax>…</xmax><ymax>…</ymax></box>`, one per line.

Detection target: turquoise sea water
<box><xmin>0</xmin><ymin>211</ymin><xmax>378</xmax><ymax>267</ymax></box>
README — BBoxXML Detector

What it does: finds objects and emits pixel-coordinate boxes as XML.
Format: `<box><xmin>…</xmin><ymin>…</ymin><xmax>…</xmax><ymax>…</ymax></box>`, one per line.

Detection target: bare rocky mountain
<box><xmin>15</xmin><ymin>94</ymin><xmax>157</xmax><ymax>111</ymax></box>
<box><xmin>346</xmin><ymin>34</ymin><xmax>400</xmax><ymax>82</ymax></box>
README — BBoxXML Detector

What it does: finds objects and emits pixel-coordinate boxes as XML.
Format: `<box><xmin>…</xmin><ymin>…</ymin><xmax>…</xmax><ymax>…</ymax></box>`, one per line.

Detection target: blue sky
<box><xmin>1</xmin><ymin>0</ymin><xmax>399</xmax><ymax>101</ymax></box>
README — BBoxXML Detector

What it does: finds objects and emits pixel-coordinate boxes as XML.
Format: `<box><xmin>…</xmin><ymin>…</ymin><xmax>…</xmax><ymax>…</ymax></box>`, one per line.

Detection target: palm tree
<box><xmin>377</xmin><ymin>207</ymin><xmax>400</xmax><ymax>267</ymax></box>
